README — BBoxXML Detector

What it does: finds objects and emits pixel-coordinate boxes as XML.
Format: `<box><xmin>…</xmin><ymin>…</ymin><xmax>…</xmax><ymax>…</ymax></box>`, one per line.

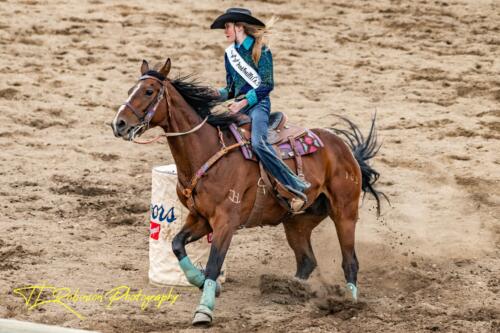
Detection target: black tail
<box><xmin>331</xmin><ymin>113</ymin><xmax>388</xmax><ymax>216</ymax></box>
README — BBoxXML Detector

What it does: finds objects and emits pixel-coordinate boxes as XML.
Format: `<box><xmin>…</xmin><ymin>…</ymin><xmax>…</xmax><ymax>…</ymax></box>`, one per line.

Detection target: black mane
<box><xmin>165</xmin><ymin>73</ymin><xmax>240</xmax><ymax>129</ymax></box>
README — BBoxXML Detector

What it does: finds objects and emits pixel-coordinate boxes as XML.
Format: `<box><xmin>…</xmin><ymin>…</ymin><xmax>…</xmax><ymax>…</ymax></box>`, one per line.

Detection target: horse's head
<box><xmin>111</xmin><ymin>58</ymin><xmax>171</xmax><ymax>140</ymax></box>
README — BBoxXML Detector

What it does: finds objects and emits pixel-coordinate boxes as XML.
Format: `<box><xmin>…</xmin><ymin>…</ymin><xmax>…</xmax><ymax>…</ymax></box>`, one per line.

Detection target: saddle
<box><xmin>177</xmin><ymin>111</ymin><xmax>324</xmax><ymax>224</ymax></box>
<box><xmin>228</xmin><ymin>112</ymin><xmax>324</xmax><ymax>219</ymax></box>
<box><xmin>229</xmin><ymin>112</ymin><xmax>323</xmax><ymax>161</ymax></box>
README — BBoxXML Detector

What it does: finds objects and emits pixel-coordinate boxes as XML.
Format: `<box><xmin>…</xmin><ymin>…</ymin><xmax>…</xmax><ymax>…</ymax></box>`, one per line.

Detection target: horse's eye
<box><xmin>145</xmin><ymin>89</ymin><xmax>154</xmax><ymax>96</ymax></box>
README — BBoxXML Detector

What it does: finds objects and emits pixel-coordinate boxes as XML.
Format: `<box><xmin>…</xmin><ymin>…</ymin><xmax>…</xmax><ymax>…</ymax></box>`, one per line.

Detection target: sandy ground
<box><xmin>0</xmin><ymin>0</ymin><xmax>499</xmax><ymax>332</ymax></box>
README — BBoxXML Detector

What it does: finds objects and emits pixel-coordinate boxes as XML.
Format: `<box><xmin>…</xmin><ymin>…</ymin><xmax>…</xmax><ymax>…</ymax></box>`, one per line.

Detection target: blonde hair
<box><xmin>236</xmin><ymin>16</ymin><xmax>278</xmax><ymax>65</ymax></box>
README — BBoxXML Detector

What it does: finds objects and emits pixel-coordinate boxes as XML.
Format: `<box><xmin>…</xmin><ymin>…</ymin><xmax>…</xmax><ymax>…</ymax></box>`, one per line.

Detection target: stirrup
<box><xmin>284</xmin><ymin>185</ymin><xmax>308</xmax><ymax>213</ymax></box>
<box><xmin>289</xmin><ymin>197</ymin><xmax>306</xmax><ymax>213</ymax></box>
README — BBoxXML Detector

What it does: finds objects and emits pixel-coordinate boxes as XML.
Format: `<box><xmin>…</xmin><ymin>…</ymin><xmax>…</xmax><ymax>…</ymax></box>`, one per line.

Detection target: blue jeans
<box><xmin>242</xmin><ymin>97</ymin><xmax>308</xmax><ymax>192</ymax></box>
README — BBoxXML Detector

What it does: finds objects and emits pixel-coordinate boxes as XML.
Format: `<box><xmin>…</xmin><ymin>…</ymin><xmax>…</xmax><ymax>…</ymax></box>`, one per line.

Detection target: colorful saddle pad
<box><xmin>228</xmin><ymin>124</ymin><xmax>324</xmax><ymax>161</ymax></box>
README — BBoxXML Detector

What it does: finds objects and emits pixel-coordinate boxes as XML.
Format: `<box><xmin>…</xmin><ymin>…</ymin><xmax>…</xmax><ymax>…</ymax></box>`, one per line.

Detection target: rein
<box><xmin>120</xmin><ymin>74</ymin><xmax>208</xmax><ymax>144</ymax></box>
<box><xmin>132</xmin><ymin>116</ymin><xmax>209</xmax><ymax>144</ymax></box>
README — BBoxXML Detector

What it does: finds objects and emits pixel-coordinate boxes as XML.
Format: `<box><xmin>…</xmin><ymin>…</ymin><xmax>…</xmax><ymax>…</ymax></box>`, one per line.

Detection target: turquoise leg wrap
<box><xmin>346</xmin><ymin>283</ymin><xmax>358</xmax><ymax>302</ymax></box>
<box><xmin>198</xmin><ymin>279</ymin><xmax>217</xmax><ymax>311</ymax></box>
<box><xmin>179</xmin><ymin>256</ymin><xmax>205</xmax><ymax>288</ymax></box>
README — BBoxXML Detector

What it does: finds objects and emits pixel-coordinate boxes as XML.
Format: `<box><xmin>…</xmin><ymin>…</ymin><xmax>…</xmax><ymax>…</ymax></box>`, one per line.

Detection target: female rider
<box><xmin>211</xmin><ymin>8</ymin><xmax>310</xmax><ymax>204</ymax></box>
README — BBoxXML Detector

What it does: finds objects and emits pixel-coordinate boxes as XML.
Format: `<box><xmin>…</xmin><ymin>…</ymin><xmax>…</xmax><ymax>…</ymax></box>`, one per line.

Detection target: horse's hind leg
<box><xmin>329</xmin><ymin>198</ymin><xmax>360</xmax><ymax>301</ymax></box>
<box><xmin>283</xmin><ymin>214</ymin><xmax>323</xmax><ymax>279</ymax></box>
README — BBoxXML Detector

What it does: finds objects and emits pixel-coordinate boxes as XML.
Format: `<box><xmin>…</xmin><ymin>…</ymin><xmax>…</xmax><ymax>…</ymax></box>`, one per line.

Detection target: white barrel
<box><xmin>149</xmin><ymin>164</ymin><xmax>225</xmax><ymax>286</ymax></box>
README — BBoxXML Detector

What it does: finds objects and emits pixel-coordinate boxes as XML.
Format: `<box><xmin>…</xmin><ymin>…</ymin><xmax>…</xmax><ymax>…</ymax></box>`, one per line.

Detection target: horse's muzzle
<box><xmin>111</xmin><ymin>106</ymin><xmax>132</xmax><ymax>138</ymax></box>
<box><xmin>111</xmin><ymin>118</ymin><xmax>129</xmax><ymax>138</ymax></box>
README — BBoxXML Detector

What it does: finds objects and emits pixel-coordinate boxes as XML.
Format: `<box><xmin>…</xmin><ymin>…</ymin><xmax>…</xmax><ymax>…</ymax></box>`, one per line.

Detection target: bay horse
<box><xmin>111</xmin><ymin>59</ymin><xmax>384</xmax><ymax>325</ymax></box>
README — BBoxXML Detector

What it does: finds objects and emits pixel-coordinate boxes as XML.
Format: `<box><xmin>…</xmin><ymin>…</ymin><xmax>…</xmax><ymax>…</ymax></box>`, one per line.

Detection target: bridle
<box><xmin>120</xmin><ymin>74</ymin><xmax>208</xmax><ymax>143</ymax></box>
<box><xmin>123</xmin><ymin>74</ymin><xmax>166</xmax><ymax>132</ymax></box>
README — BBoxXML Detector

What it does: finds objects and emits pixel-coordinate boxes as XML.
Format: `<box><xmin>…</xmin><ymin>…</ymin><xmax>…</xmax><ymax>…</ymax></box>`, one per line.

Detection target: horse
<box><xmin>111</xmin><ymin>58</ymin><xmax>385</xmax><ymax>325</ymax></box>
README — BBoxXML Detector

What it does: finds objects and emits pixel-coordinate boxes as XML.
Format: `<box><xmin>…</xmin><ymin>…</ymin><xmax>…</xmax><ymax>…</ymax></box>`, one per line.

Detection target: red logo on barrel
<box><xmin>150</xmin><ymin>221</ymin><xmax>160</xmax><ymax>240</ymax></box>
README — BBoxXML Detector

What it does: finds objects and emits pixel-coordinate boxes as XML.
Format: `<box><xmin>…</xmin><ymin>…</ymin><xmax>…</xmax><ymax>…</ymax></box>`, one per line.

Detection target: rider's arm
<box><xmin>218</xmin><ymin>54</ymin><xmax>235</xmax><ymax>102</ymax></box>
<box><xmin>244</xmin><ymin>47</ymin><xmax>274</xmax><ymax>107</ymax></box>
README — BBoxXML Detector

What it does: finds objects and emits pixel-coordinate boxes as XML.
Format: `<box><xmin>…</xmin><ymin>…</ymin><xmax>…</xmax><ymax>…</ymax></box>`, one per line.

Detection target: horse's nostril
<box><xmin>117</xmin><ymin>119</ymin><xmax>127</xmax><ymax>129</ymax></box>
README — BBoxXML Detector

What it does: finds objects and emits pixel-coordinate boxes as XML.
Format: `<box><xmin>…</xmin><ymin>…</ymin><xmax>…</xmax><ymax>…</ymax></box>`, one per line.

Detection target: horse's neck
<box><xmin>163</xmin><ymin>85</ymin><xmax>220</xmax><ymax>187</ymax></box>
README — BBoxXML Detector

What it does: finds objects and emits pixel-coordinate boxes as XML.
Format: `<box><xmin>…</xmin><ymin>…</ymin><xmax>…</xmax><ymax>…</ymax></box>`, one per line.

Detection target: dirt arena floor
<box><xmin>0</xmin><ymin>0</ymin><xmax>499</xmax><ymax>332</ymax></box>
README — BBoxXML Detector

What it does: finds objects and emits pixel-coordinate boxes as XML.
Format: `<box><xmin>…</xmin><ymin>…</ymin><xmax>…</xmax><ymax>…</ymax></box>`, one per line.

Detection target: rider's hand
<box><xmin>228</xmin><ymin>99</ymin><xmax>248</xmax><ymax>114</ymax></box>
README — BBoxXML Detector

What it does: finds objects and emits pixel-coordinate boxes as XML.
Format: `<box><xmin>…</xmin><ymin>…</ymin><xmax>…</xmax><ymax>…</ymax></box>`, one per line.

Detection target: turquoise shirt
<box><xmin>218</xmin><ymin>35</ymin><xmax>274</xmax><ymax>107</ymax></box>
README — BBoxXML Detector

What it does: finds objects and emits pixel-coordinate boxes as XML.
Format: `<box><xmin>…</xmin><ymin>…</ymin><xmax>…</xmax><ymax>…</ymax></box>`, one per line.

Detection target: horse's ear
<box><xmin>141</xmin><ymin>60</ymin><xmax>149</xmax><ymax>75</ymax></box>
<box><xmin>159</xmin><ymin>58</ymin><xmax>171</xmax><ymax>78</ymax></box>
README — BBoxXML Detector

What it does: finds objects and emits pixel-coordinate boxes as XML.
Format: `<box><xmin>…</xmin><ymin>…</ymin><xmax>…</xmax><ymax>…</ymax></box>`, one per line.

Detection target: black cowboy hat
<box><xmin>210</xmin><ymin>8</ymin><xmax>265</xmax><ymax>29</ymax></box>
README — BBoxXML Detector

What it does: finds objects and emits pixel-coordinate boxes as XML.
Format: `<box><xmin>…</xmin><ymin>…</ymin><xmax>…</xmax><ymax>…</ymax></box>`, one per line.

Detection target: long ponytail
<box><xmin>237</xmin><ymin>16</ymin><xmax>278</xmax><ymax>65</ymax></box>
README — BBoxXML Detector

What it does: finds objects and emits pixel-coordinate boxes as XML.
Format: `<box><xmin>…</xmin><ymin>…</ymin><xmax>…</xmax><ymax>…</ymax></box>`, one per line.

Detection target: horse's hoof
<box><xmin>215</xmin><ymin>279</ymin><xmax>222</xmax><ymax>298</ymax></box>
<box><xmin>346</xmin><ymin>283</ymin><xmax>358</xmax><ymax>302</ymax></box>
<box><xmin>192</xmin><ymin>312</ymin><xmax>212</xmax><ymax>325</ymax></box>
<box><xmin>192</xmin><ymin>306</ymin><xmax>213</xmax><ymax>326</ymax></box>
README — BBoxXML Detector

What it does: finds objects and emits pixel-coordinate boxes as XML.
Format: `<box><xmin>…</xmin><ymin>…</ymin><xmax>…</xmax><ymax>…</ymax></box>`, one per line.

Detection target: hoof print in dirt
<box><xmin>259</xmin><ymin>274</ymin><xmax>312</xmax><ymax>305</ymax></box>
<box><xmin>315</xmin><ymin>297</ymin><xmax>366</xmax><ymax>320</ymax></box>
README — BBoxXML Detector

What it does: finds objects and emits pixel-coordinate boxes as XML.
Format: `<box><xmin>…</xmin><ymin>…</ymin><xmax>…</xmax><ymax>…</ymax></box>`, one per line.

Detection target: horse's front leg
<box><xmin>172</xmin><ymin>212</ymin><xmax>211</xmax><ymax>288</ymax></box>
<box><xmin>192</xmin><ymin>212</ymin><xmax>236</xmax><ymax>325</ymax></box>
